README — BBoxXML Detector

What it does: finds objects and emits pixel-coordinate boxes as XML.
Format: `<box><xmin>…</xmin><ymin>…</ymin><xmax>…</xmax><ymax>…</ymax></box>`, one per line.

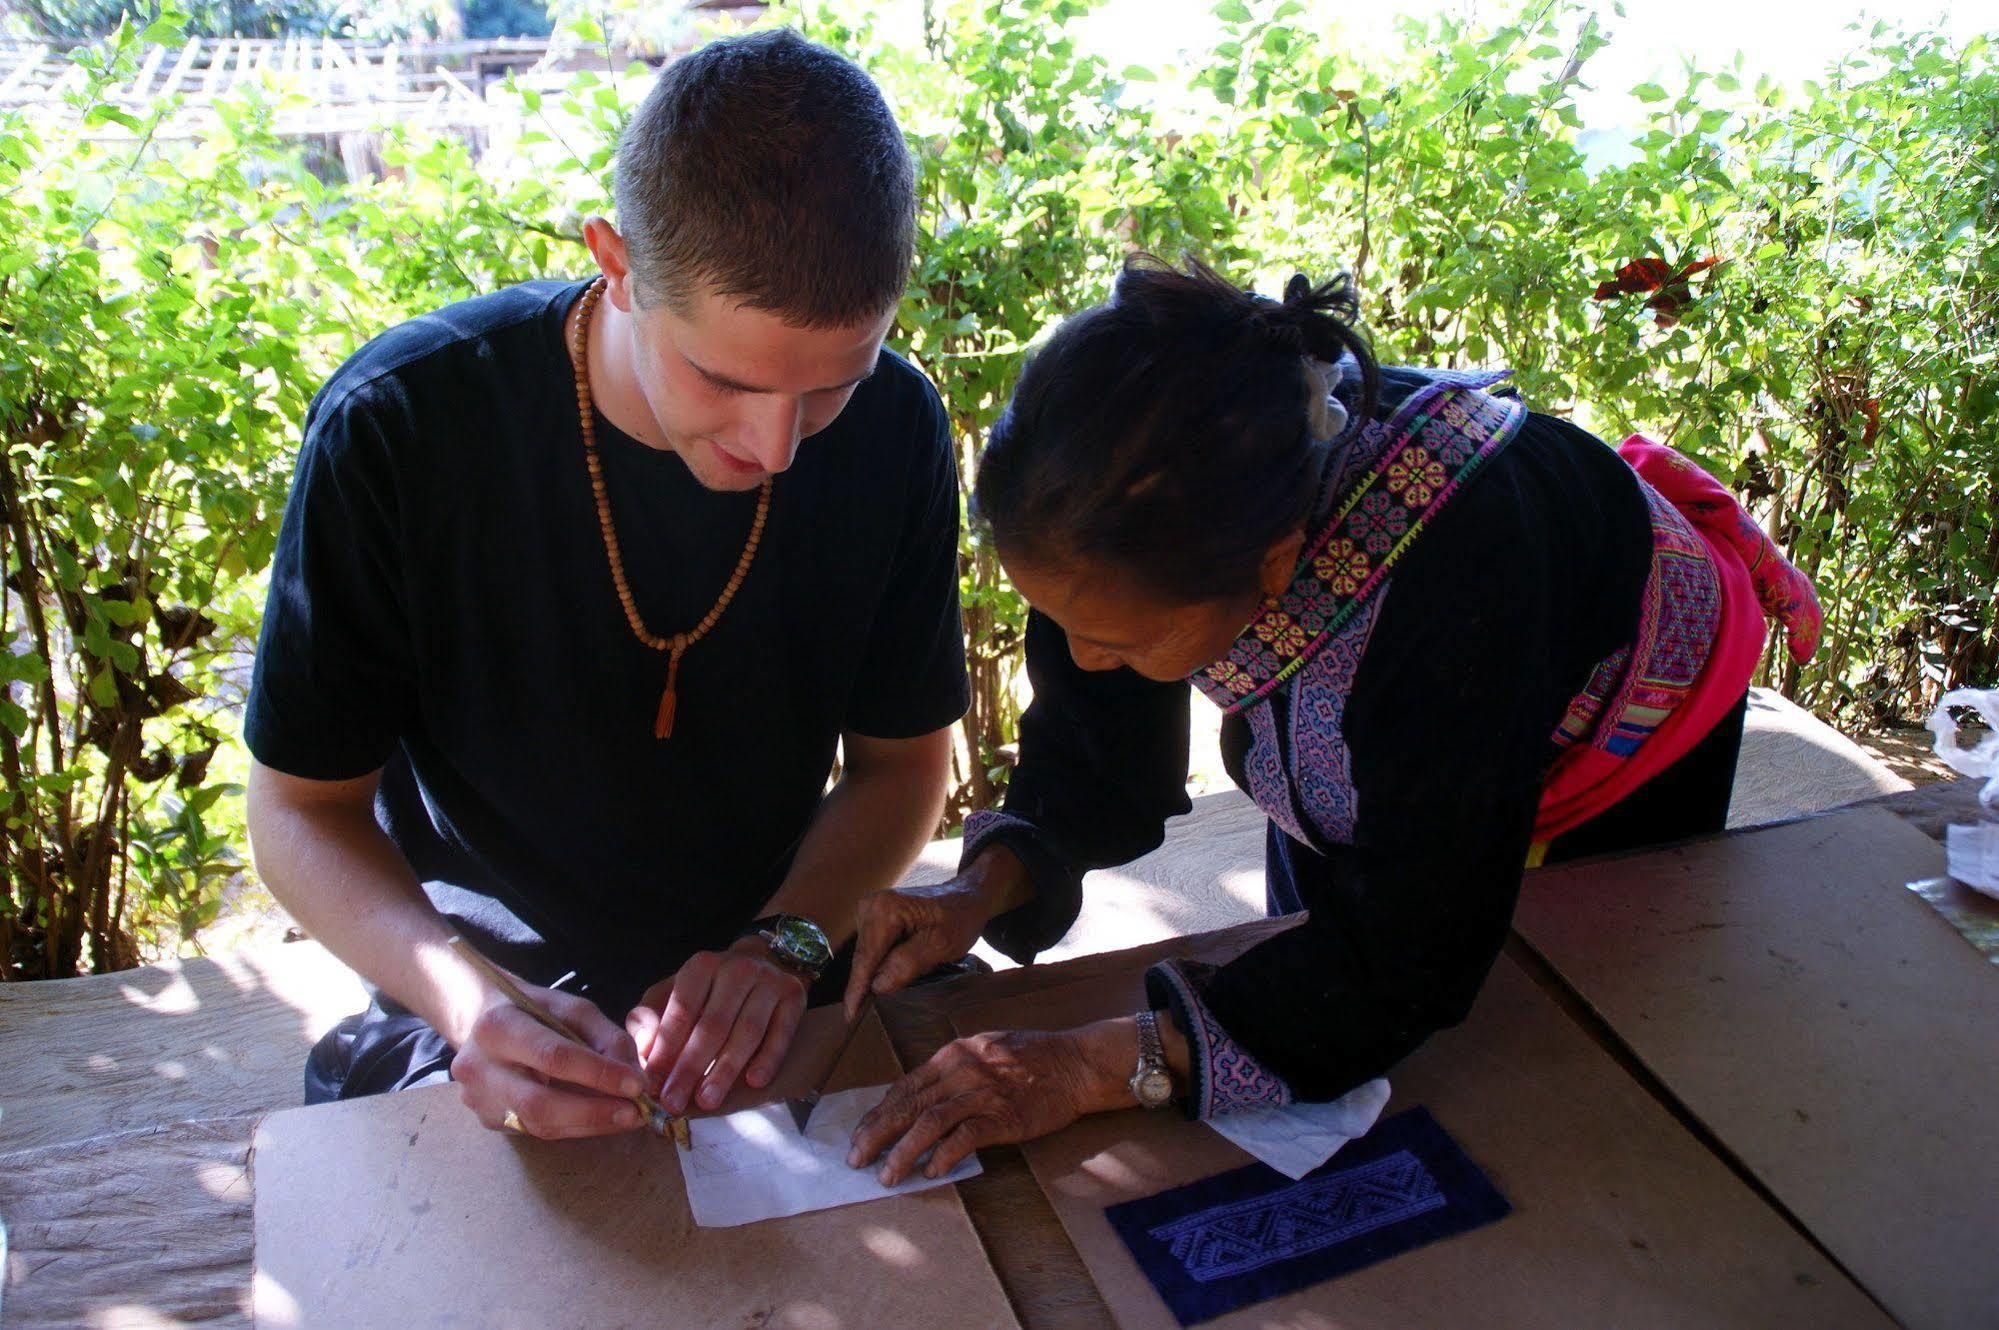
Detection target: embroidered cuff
<box><xmin>961</xmin><ymin>810</ymin><xmax>1084</xmax><ymax>965</ymax></box>
<box><xmin>1146</xmin><ymin>958</ymin><xmax>1296</xmax><ymax>1121</ymax></box>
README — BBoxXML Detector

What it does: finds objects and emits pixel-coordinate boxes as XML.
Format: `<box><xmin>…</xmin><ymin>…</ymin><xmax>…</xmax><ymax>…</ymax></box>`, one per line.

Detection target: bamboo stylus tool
<box><xmin>446</xmin><ymin>935</ymin><xmax>691</xmax><ymax>1147</ymax></box>
<box><xmin>785</xmin><ymin>991</ymin><xmax>874</xmax><ymax>1133</ymax></box>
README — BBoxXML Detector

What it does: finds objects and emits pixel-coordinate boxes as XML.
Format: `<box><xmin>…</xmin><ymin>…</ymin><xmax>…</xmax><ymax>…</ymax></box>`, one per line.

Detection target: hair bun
<box><xmin>1251</xmin><ymin>302</ymin><xmax>1309</xmax><ymax>354</ymax></box>
<box><xmin>1254</xmin><ymin>272</ymin><xmax>1344</xmax><ymax>356</ymax></box>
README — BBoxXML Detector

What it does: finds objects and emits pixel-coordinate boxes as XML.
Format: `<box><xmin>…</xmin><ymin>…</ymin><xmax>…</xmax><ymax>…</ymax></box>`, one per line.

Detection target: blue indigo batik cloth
<box><xmin>1104</xmin><ymin>1107</ymin><xmax>1510</xmax><ymax>1325</ymax></box>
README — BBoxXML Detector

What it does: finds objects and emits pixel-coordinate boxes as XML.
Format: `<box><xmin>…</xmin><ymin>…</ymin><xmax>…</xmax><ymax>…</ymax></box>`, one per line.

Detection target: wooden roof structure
<box><xmin>0</xmin><ymin>35</ymin><xmax>631</xmax><ymax>138</ymax></box>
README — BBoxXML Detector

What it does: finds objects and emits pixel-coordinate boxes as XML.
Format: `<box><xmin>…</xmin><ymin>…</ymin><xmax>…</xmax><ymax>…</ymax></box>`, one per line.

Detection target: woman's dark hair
<box><xmin>974</xmin><ymin>255</ymin><xmax>1379</xmax><ymax>605</ymax></box>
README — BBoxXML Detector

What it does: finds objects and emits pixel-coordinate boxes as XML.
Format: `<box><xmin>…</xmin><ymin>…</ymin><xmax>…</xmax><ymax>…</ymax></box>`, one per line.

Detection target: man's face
<box><xmin>624</xmin><ymin>282</ymin><xmax>894</xmax><ymax>493</ymax></box>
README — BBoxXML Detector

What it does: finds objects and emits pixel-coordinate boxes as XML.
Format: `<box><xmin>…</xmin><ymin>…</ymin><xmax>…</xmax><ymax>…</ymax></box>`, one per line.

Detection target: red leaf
<box><xmin>1619</xmin><ymin>257</ymin><xmax>1674</xmax><ymax>291</ymax></box>
<box><xmin>1595</xmin><ymin>256</ymin><xmax>1725</xmax><ymax>314</ymax></box>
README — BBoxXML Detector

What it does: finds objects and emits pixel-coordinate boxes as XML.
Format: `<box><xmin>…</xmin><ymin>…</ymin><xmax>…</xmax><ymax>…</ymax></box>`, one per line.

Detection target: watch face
<box><xmin>1137</xmin><ymin>1069</ymin><xmax>1175</xmax><ymax>1106</ymax></box>
<box><xmin>772</xmin><ymin>915</ymin><xmax>832</xmax><ymax>969</ymax></box>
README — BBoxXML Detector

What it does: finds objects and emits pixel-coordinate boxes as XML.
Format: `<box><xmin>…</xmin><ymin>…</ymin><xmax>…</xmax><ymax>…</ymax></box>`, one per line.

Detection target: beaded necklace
<box><xmin>570</xmin><ymin>277</ymin><xmax>773</xmax><ymax>740</ymax></box>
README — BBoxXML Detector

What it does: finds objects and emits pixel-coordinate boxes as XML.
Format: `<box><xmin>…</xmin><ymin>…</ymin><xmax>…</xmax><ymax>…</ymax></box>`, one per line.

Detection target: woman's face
<box><xmin>1003</xmin><ymin>551</ymin><xmax>1268</xmax><ymax>682</ymax></box>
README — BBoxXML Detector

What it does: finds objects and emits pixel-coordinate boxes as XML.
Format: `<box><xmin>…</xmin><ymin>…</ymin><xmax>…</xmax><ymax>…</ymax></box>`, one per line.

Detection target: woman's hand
<box><xmin>843</xmin><ymin>845</ymin><xmax>1034</xmax><ymax>1019</ymax></box>
<box><xmin>842</xmin><ymin>880</ymin><xmax>990</xmax><ymax>1017</ymax></box>
<box><xmin>847</xmin><ymin>1019</ymin><xmax>1137</xmax><ymax>1185</ymax></box>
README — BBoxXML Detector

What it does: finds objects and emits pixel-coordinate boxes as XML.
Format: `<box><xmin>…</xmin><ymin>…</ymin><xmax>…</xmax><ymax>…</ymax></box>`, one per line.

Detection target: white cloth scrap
<box><xmin>1204</xmin><ymin>1077</ymin><xmax>1393</xmax><ymax>1180</ymax></box>
<box><xmin>677</xmin><ymin>1083</ymin><xmax>980</xmax><ymax>1228</ymax></box>
<box><xmin>1946</xmin><ymin>822</ymin><xmax>1999</xmax><ymax>900</ymax></box>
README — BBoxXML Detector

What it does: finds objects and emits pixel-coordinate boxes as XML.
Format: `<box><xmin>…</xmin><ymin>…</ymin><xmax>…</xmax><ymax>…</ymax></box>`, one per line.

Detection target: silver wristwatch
<box><xmin>1130</xmin><ymin>1010</ymin><xmax>1176</xmax><ymax>1109</ymax></box>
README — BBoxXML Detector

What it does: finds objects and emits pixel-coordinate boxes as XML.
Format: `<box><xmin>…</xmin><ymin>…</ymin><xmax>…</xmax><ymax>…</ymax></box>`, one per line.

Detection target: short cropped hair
<box><xmin>613</xmin><ymin>28</ymin><xmax>916</xmax><ymax>327</ymax></box>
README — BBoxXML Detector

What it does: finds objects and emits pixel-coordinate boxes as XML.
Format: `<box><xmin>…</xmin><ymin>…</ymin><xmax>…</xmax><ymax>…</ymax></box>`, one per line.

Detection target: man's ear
<box><xmin>582</xmin><ymin>217</ymin><xmax>635</xmax><ymax>312</ymax></box>
<box><xmin>1257</xmin><ymin>527</ymin><xmax>1307</xmax><ymax>601</ymax></box>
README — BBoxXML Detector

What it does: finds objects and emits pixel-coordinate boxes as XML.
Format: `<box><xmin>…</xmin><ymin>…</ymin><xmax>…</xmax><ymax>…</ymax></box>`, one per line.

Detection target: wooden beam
<box><xmin>0</xmin><ymin>44</ymin><xmax>49</xmax><ymax>99</ymax></box>
<box><xmin>124</xmin><ymin>44</ymin><xmax>165</xmax><ymax>100</ymax></box>
<box><xmin>158</xmin><ymin>37</ymin><xmax>201</xmax><ymax>98</ymax></box>
<box><xmin>201</xmin><ymin>38</ymin><xmax>231</xmax><ymax>95</ymax></box>
<box><xmin>47</xmin><ymin>62</ymin><xmax>84</xmax><ymax>99</ymax></box>
<box><xmin>320</xmin><ymin>35</ymin><xmax>351</xmax><ymax>100</ymax></box>
<box><xmin>433</xmin><ymin>64</ymin><xmax>478</xmax><ymax>103</ymax></box>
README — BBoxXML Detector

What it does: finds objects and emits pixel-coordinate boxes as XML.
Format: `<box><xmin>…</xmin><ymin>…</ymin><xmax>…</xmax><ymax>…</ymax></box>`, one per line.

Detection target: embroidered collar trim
<box><xmin>1191</xmin><ymin>375</ymin><xmax>1526</xmax><ymax>713</ymax></box>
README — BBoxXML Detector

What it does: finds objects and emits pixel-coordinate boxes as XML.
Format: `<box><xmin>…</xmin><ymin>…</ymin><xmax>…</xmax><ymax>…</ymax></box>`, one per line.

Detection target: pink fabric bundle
<box><xmin>1534</xmin><ymin>436</ymin><xmax>1821</xmax><ymax>842</ymax></box>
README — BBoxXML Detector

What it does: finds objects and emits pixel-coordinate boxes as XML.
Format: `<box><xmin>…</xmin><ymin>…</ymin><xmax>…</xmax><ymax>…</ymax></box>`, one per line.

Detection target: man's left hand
<box><xmin>628</xmin><ymin>937</ymin><xmax>807</xmax><ymax>1115</ymax></box>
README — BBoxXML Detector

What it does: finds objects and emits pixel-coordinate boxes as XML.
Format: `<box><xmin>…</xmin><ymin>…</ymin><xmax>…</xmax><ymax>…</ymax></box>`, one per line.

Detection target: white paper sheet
<box><xmin>1205</xmin><ymin>1076</ymin><xmax>1392</xmax><ymax>1180</ymax></box>
<box><xmin>677</xmin><ymin>1083</ymin><xmax>982</xmax><ymax>1227</ymax></box>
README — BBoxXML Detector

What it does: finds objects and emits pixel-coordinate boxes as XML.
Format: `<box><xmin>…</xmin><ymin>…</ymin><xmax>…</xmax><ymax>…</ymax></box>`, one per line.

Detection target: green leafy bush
<box><xmin>2</xmin><ymin>1</ymin><xmax>1992</xmax><ymax>976</ymax></box>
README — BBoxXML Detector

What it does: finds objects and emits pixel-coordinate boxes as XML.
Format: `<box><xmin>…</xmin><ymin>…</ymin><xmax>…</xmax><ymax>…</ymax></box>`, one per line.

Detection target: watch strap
<box><xmin>1131</xmin><ymin>1009</ymin><xmax>1175</xmax><ymax>1109</ymax></box>
<box><xmin>1136</xmin><ymin>1009</ymin><xmax>1165</xmax><ymax>1066</ymax></box>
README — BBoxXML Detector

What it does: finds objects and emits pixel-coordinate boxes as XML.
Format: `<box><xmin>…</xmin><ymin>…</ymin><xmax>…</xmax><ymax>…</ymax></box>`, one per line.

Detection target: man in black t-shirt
<box><xmin>245</xmin><ymin>30</ymin><xmax>968</xmax><ymax>1139</ymax></box>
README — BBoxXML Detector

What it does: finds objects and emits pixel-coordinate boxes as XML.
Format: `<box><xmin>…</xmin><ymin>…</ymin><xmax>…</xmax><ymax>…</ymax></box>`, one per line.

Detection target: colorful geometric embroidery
<box><xmin>1192</xmin><ymin>378</ymin><xmax>1526</xmax><ymax>715</ymax></box>
<box><xmin>1104</xmin><ymin>1107</ymin><xmax>1512</xmax><ymax>1325</ymax></box>
<box><xmin>1551</xmin><ymin>474</ymin><xmax>1722</xmax><ymax>757</ymax></box>
<box><xmin>959</xmin><ymin>808</ymin><xmax>1038</xmax><ymax>866</ymax></box>
<box><xmin>1287</xmin><ymin>594</ymin><xmax>1383</xmax><ymax>847</ymax></box>
<box><xmin>1243</xmin><ymin>701</ymin><xmax>1311</xmax><ymax>847</ymax></box>
<box><xmin>1149</xmin><ymin>958</ymin><xmax>1294</xmax><ymax>1120</ymax></box>
<box><xmin>1667</xmin><ymin>461</ymin><xmax>1822</xmax><ymax>664</ymax></box>
<box><xmin>1149</xmin><ymin>1149</ymin><xmax>1446</xmax><ymax>1282</ymax></box>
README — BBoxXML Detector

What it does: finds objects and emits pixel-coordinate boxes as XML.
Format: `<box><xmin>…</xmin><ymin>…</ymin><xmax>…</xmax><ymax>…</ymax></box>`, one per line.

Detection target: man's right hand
<box><xmin>450</xmin><ymin>982</ymin><xmax>650</xmax><ymax>1140</ymax></box>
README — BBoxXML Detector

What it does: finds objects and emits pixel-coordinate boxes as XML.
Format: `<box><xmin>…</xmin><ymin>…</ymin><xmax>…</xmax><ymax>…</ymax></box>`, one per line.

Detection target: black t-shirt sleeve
<box><xmin>244</xmin><ymin>380</ymin><xmax>416</xmax><ymax>780</ymax></box>
<box><xmin>842</xmin><ymin>378</ymin><xmax>971</xmax><ymax>740</ymax></box>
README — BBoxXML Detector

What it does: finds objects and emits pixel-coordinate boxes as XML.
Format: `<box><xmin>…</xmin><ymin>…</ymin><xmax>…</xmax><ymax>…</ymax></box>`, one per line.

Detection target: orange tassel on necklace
<box><xmin>655</xmin><ymin>644</ymin><xmax>685</xmax><ymax>740</ymax></box>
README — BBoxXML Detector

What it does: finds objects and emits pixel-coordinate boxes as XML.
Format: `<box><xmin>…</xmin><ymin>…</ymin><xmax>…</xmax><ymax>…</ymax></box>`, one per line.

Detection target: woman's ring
<box><xmin>502</xmin><ymin>1108</ymin><xmax>525</xmax><ymax>1134</ymax></box>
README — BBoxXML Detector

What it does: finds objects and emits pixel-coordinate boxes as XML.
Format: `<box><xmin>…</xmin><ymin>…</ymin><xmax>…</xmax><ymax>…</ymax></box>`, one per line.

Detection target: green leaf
<box><xmin>83</xmin><ymin>105</ymin><xmax>145</xmax><ymax>131</ymax></box>
<box><xmin>1632</xmin><ymin>82</ymin><xmax>1669</xmax><ymax>103</ymax></box>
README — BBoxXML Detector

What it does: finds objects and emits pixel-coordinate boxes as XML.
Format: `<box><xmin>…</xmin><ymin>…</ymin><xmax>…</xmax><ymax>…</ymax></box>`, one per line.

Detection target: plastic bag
<box><xmin>1928</xmin><ymin>687</ymin><xmax>1999</xmax><ymax>897</ymax></box>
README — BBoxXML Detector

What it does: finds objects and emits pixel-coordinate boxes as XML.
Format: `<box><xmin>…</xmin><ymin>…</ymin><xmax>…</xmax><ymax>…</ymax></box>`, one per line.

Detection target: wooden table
<box><xmin>3</xmin><ymin>780</ymin><xmax>1991</xmax><ymax>1329</ymax></box>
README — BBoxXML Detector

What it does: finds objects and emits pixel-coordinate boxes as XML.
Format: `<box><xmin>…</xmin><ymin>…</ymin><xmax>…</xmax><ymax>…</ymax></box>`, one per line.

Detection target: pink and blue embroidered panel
<box><xmin>1551</xmin><ymin>475</ymin><xmax>1722</xmax><ymax>757</ymax></box>
<box><xmin>1287</xmin><ymin>593</ymin><xmax>1384</xmax><ymax>848</ymax></box>
<box><xmin>1151</xmin><ymin>957</ymin><xmax>1295</xmax><ymax>1119</ymax></box>
<box><xmin>1105</xmin><ymin>1106</ymin><xmax>1511</xmax><ymax>1324</ymax></box>
<box><xmin>1242</xmin><ymin>700</ymin><xmax>1310</xmax><ymax>848</ymax></box>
